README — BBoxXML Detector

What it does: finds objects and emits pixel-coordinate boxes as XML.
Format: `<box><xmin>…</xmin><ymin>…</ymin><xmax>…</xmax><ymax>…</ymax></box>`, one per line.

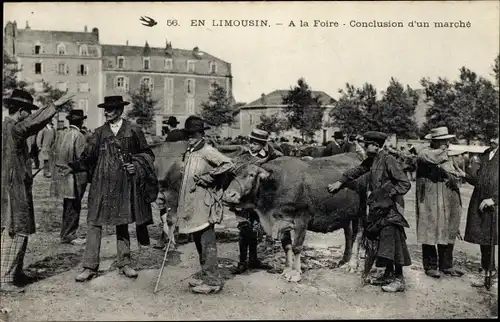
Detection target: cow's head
<box><xmin>222</xmin><ymin>163</ymin><xmax>270</xmax><ymax>207</ymax></box>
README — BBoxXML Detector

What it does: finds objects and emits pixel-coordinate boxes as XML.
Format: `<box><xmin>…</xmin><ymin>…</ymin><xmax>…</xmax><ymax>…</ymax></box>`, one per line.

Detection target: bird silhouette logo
<box><xmin>140</xmin><ymin>16</ymin><xmax>158</xmax><ymax>27</ymax></box>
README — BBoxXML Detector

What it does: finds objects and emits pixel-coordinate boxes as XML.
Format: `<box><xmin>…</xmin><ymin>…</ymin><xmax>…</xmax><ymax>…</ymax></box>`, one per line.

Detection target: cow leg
<box><xmin>338</xmin><ymin>222</ymin><xmax>353</xmax><ymax>268</ymax></box>
<box><xmin>346</xmin><ymin>219</ymin><xmax>362</xmax><ymax>273</ymax></box>
<box><xmin>284</xmin><ymin>219</ymin><xmax>307</xmax><ymax>283</ymax></box>
<box><xmin>281</xmin><ymin>231</ymin><xmax>294</xmax><ymax>275</ymax></box>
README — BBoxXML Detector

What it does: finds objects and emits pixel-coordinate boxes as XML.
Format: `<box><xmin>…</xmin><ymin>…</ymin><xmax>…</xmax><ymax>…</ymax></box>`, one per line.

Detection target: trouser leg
<box><xmin>135</xmin><ymin>223</ymin><xmax>150</xmax><ymax>246</ymax></box>
<box><xmin>193</xmin><ymin>225</ymin><xmax>221</xmax><ymax>286</ymax></box>
<box><xmin>437</xmin><ymin>244</ymin><xmax>451</xmax><ymax>270</ymax></box>
<box><xmin>480</xmin><ymin>245</ymin><xmax>496</xmax><ymax>272</ymax></box>
<box><xmin>237</xmin><ymin>222</ymin><xmax>251</xmax><ymax>264</ymax></box>
<box><xmin>0</xmin><ymin>232</ymin><xmax>28</xmax><ymax>284</ymax></box>
<box><xmin>61</xmin><ymin>198</ymin><xmax>80</xmax><ymax>242</ymax></box>
<box><xmin>116</xmin><ymin>224</ymin><xmax>131</xmax><ymax>268</ymax></box>
<box><xmin>422</xmin><ymin>244</ymin><xmax>438</xmax><ymax>270</ymax></box>
<box><xmin>82</xmin><ymin>225</ymin><xmax>102</xmax><ymax>271</ymax></box>
<box><xmin>43</xmin><ymin>160</ymin><xmax>50</xmax><ymax>177</ymax></box>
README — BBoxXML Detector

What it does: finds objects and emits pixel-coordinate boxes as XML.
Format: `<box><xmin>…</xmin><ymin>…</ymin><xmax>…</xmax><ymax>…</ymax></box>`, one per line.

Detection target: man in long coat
<box><xmin>36</xmin><ymin>120</ymin><xmax>57</xmax><ymax>177</ymax></box>
<box><xmin>329</xmin><ymin>131</ymin><xmax>412</xmax><ymax>292</ymax></box>
<box><xmin>464</xmin><ymin>136</ymin><xmax>498</xmax><ymax>288</ymax></box>
<box><xmin>416</xmin><ymin>127</ymin><xmax>465</xmax><ymax>279</ymax></box>
<box><xmin>27</xmin><ymin>133</ymin><xmax>40</xmax><ymax>169</ymax></box>
<box><xmin>178</xmin><ymin>116</ymin><xmax>234</xmax><ymax>294</ymax></box>
<box><xmin>58</xmin><ymin>96</ymin><xmax>158</xmax><ymax>282</ymax></box>
<box><xmin>1</xmin><ymin>89</ymin><xmax>74</xmax><ymax>293</ymax></box>
<box><xmin>52</xmin><ymin>110</ymin><xmax>88</xmax><ymax>245</ymax></box>
<box><xmin>323</xmin><ymin>131</ymin><xmax>347</xmax><ymax>157</ymax></box>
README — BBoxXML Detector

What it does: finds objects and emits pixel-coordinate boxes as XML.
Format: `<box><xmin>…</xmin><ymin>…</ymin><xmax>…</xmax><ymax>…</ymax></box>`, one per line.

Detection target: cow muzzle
<box><xmin>222</xmin><ymin>190</ymin><xmax>241</xmax><ymax>205</ymax></box>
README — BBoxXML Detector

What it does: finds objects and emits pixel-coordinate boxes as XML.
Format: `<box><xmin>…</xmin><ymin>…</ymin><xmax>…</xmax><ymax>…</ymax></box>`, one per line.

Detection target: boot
<box><xmin>232</xmin><ymin>226</ymin><xmax>250</xmax><ymax>275</ymax></box>
<box><xmin>75</xmin><ymin>268</ymin><xmax>97</xmax><ymax>282</ymax></box>
<box><xmin>425</xmin><ymin>269</ymin><xmax>441</xmax><ymax>278</ymax></box>
<box><xmin>370</xmin><ymin>269</ymin><xmax>395</xmax><ymax>286</ymax></box>
<box><xmin>382</xmin><ymin>276</ymin><xmax>405</xmax><ymax>292</ymax></box>
<box><xmin>0</xmin><ymin>282</ymin><xmax>25</xmax><ymax>294</ymax></box>
<box><xmin>119</xmin><ymin>265</ymin><xmax>138</xmax><ymax>278</ymax></box>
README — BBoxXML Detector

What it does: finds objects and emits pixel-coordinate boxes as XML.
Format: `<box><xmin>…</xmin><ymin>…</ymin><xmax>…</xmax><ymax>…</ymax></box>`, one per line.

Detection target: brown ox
<box><xmin>222</xmin><ymin>154</ymin><xmax>368</xmax><ymax>282</ymax></box>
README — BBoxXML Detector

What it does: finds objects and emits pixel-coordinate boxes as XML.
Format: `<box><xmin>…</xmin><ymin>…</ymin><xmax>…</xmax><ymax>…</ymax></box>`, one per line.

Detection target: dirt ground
<box><xmin>0</xmin><ymin>174</ymin><xmax>497</xmax><ymax>321</ymax></box>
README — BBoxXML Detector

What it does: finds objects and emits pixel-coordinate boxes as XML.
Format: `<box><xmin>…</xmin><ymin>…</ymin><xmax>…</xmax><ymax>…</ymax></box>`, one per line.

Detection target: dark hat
<box><xmin>3</xmin><ymin>89</ymin><xmax>39</xmax><ymax>111</ymax></box>
<box><xmin>66</xmin><ymin>109</ymin><xmax>87</xmax><ymax>121</ymax></box>
<box><xmin>163</xmin><ymin>116</ymin><xmax>180</xmax><ymax>126</ymax></box>
<box><xmin>249</xmin><ymin>129</ymin><xmax>269</xmax><ymax>142</ymax></box>
<box><xmin>332</xmin><ymin>131</ymin><xmax>345</xmax><ymax>139</ymax></box>
<box><xmin>360</xmin><ymin>131</ymin><xmax>387</xmax><ymax>146</ymax></box>
<box><xmin>183</xmin><ymin>115</ymin><xmax>210</xmax><ymax>133</ymax></box>
<box><xmin>97</xmin><ymin>96</ymin><xmax>130</xmax><ymax>108</ymax></box>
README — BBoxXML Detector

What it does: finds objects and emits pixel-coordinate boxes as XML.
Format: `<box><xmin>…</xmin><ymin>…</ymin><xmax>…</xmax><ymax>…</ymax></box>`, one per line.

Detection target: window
<box><xmin>209</xmin><ymin>61</ymin><xmax>217</xmax><ymax>74</ymax></box>
<box><xmin>186</xmin><ymin>98</ymin><xmax>195</xmax><ymax>114</ymax></box>
<box><xmin>78</xmin><ymin>82</ymin><xmax>89</xmax><ymax>92</ymax></box>
<box><xmin>34</xmin><ymin>43</ymin><xmax>42</xmax><ymax>55</ymax></box>
<box><xmin>141</xmin><ymin>77</ymin><xmax>154</xmax><ymax>91</ymax></box>
<box><xmin>164</xmin><ymin>77</ymin><xmax>174</xmax><ymax>95</ymax></box>
<box><xmin>34</xmin><ymin>62</ymin><xmax>42</xmax><ymax>74</ymax></box>
<box><xmin>79</xmin><ymin>99</ymin><xmax>89</xmax><ymax>114</ymax></box>
<box><xmin>57</xmin><ymin>82</ymin><xmax>68</xmax><ymax>92</ymax></box>
<box><xmin>186</xmin><ymin>79</ymin><xmax>195</xmax><ymax>96</ymax></box>
<box><xmin>79</xmin><ymin>45</ymin><xmax>88</xmax><ymax>56</ymax></box>
<box><xmin>57</xmin><ymin>43</ymin><xmax>66</xmax><ymax>55</ymax></box>
<box><xmin>78</xmin><ymin>64</ymin><xmax>89</xmax><ymax>76</ymax></box>
<box><xmin>33</xmin><ymin>81</ymin><xmax>43</xmax><ymax>92</ymax></box>
<box><xmin>249</xmin><ymin>114</ymin><xmax>254</xmax><ymax>125</ymax></box>
<box><xmin>117</xmin><ymin>56</ymin><xmax>125</xmax><ymax>69</ymax></box>
<box><xmin>143</xmin><ymin>57</ymin><xmax>150</xmax><ymax>70</ymax></box>
<box><xmin>57</xmin><ymin>63</ymin><xmax>68</xmax><ymax>75</ymax></box>
<box><xmin>165</xmin><ymin>58</ymin><xmax>173</xmax><ymax>70</ymax></box>
<box><xmin>187</xmin><ymin>60</ymin><xmax>195</xmax><ymax>72</ymax></box>
<box><xmin>165</xmin><ymin>97</ymin><xmax>173</xmax><ymax>114</ymax></box>
<box><xmin>115</xmin><ymin>76</ymin><xmax>129</xmax><ymax>92</ymax></box>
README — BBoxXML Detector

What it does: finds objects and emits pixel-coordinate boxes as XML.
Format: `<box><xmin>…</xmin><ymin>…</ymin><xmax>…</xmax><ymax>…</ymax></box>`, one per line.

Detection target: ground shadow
<box><xmin>21</xmin><ymin>251</ymin><xmax>84</xmax><ymax>285</ymax></box>
<box><xmin>106</xmin><ymin>247</ymin><xmax>183</xmax><ymax>272</ymax></box>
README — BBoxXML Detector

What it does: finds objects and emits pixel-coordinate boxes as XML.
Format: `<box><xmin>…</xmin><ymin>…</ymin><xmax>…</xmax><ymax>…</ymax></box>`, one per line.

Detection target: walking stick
<box><xmin>485</xmin><ymin>205</ymin><xmax>496</xmax><ymax>291</ymax></box>
<box><xmin>154</xmin><ymin>208</ymin><xmax>178</xmax><ymax>294</ymax></box>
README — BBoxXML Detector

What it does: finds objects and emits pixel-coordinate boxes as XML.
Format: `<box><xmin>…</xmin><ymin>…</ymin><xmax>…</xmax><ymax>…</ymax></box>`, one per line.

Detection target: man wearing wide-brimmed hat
<box><xmin>57</xmin><ymin>96</ymin><xmax>158</xmax><ymax>282</ymax></box>
<box><xmin>1</xmin><ymin>89</ymin><xmax>75</xmax><ymax>293</ymax></box>
<box><xmin>416</xmin><ymin>126</ymin><xmax>465</xmax><ymax>279</ymax></box>
<box><xmin>163</xmin><ymin>116</ymin><xmax>186</xmax><ymax>142</ymax></box>
<box><xmin>177</xmin><ymin>115</ymin><xmax>234</xmax><ymax>294</ymax></box>
<box><xmin>329</xmin><ymin>131</ymin><xmax>412</xmax><ymax>292</ymax></box>
<box><xmin>323</xmin><ymin>130</ymin><xmax>348</xmax><ymax>156</ymax></box>
<box><xmin>52</xmin><ymin>109</ymin><xmax>89</xmax><ymax>246</ymax></box>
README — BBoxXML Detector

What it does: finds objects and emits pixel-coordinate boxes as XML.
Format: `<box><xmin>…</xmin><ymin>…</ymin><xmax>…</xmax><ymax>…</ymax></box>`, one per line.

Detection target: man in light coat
<box><xmin>52</xmin><ymin>110</ymin><xmax>88</xmax><ymax>245</ymax></box>
<box><xmin>416</xmin><ymin>127</ymin><xmax>465</xmax><ymax>279</ymax></box>
<box><xmin>1</xmin><ymin>89</ymin><xmax>74</xmax><ymax>293</ymax></box>
<box><xmin>178</xmin><ymin>115</ymin><xmax>234</xmax><ymax>294</ymax></box>
<box><xmin>36</xmin><ymin>120</ymin><xmax>57</xmax><ymax>177</ymax></box>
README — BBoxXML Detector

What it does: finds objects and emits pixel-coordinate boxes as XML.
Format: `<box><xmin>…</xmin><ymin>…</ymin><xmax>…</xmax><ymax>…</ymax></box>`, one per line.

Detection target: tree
<box><xmin>200</xmin><ymin>83</ymin><xmax>235</xmax><ymax>127</ymax></box>
<box><xmin>282</xmin><ymin>78</ymin><xmax>326</xmax><ymax>139</ymax></box>
<box><xmin>3</xmin><ymin>57</ymin><xmax>31</xmax><ymax>96</ymax></box>
<box><xmin>256</xmin><ymin>113</ymin><xmax>290</xmax><ymax>135</ymax></box>
<box><xmin>36</xmin><ymin>81</ymin><xmax>74</xmax><ymax>112</ymax></box>
<box><xmin>493</xmin><ymin>54</ymin><xmax>499</xmax><ymax>89</ymax></box>
<box><xmin>127</xmin><ymin>83</ymin><xmax>157</xmax><ymax>130</ymax></box>
<box><xmin>379</xmin><ymin>78</ymin><xmax>419</xmax><ymax>139</ymax></box>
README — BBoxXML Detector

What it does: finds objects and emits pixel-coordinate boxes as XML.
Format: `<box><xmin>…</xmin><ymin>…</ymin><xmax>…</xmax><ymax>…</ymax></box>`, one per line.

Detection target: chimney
<box><xmin>25</xmin><ymin>21</ymin><xmax>30</xmax><ymax>29</ymax></box>
<box><xmin>84</xmin><ymin>25</ymin><xmax>88</xmax><ymax>32</ymax></box>
<box><xmin>192</xmin><ymin>46</ymin><xmax>200</xmax><ymax>58</ymax></box>
<box><xmin>91</xmin><ymin>27</ymin><xmax>99</xmax><ymax>40</ymax></box>
<box><xmin>143</xmin><ymin>41</ymin><xmax>150</xmax><ymax>56</ymax></box>
<box><xmin>164</xmin><ymin>38</ymin><xmax>172</xmax><ymax>56</ymax></box>
<box><xmin>260</xmin><ymin>93</ymin><xmax>266</xmax><ymax>105</ymax></box>
<box><xmin>126</xmin><ymin>40</ymin><xmax>129</xmax><ymax>46</ymax></box>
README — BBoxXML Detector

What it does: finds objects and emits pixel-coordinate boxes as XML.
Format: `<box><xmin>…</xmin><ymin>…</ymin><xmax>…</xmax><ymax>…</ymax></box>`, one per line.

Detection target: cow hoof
<box><xmin>281</xmin><ymin>267</ymin><xmax>293</xmax><ymax>276</ymax></box>
<box><xmin>284</xmin><ymin>269</ymin><xmax>302</xmax><ymax>282</ymax></box>
<box><xmin>342</xmin><ymin>261</ymin><xmax>358</xmax><ymax>273</ymax></box>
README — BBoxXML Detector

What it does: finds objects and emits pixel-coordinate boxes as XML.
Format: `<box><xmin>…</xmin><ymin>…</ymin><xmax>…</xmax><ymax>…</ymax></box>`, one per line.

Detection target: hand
<box><xmin>328</xmin><ymin>181</ymin><xmax>343</xmax><ymax>194</ymax></box>
<box><xmin>123</xmin><ymin>162</ymin><xmax>136</xmax><ymax>175</ymax></box>
<box><xmin>55</xmin><ymin>163</ymin><xmax>72</xmax><ymax>176</ymax></box>
<box><xmin>53</xmin><ymin>93</ymin><xmax>76</xmax><ymax>107</ymax></box>
<box><xmin>195</xmin><ymin>174</ymin><xmax>214</xmax><ymax>186</ymax></box>
<box><xmin>445</xmin><ymin>177</ymin><xmax>459</xmax><ymax>190</ymax></box>
<box><xmin>479</xmin><ymin>198</ymin><xmax>495</xmax><ymax>212</ymax></box>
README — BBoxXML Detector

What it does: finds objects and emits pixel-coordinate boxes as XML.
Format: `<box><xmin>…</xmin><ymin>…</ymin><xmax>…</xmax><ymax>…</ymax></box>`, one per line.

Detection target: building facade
<box><xmin>4</xmin><ymin>21</ymin><xmax>103</xmax><ymax>129</ymax></box>
<box><xmin>102</xmin><ymin>41</ymin><xmax>233</xmax><ymax>135</ymax></box>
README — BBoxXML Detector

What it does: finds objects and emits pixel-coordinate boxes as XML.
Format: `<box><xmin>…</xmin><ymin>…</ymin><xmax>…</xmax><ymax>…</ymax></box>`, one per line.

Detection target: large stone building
<box><xmin>3</xmin><ymin>21</ymin><xmax>233</xmax><ymax>134</ymax></box>
<box><xmin>102</xmin><ymin>41</ymin><xmax>232</xmax><ymax>135</ymax></box>
<box><xmin>236</xmin><ymin>90</ymin><xmax>336</xmax><ymax>143</ymax></box>
<box><xmin>4</xmin><ymin>21</ymin><xmax>103</xmax><ymax>129</ymax></box>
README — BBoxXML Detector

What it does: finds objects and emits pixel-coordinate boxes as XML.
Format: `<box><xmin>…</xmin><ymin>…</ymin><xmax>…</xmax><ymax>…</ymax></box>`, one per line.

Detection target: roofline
<box><xmin>240</xmin><ymin>104</ymin><xmax>335</xmax><ymax>110</ymax></box>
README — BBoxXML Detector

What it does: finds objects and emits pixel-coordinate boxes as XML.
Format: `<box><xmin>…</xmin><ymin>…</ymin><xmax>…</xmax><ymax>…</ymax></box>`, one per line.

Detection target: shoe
<box><xmin>248</xmin><ymin>260</ymin><xmax>272</xmax><ymax>270</ymax></box>
<box><xmin>75</xmin><ymin>269</ymin><xmax>97</xmax><ymax>282</ymax></box>
<box><xmin>440</xmin><ymin>268</ymin><xmax>464</xmax><ymax>277</ymax></box>
<box><xmin>70</xmin><ymin>238</ymin><xmax>86</xmax><ymax>246</ymax></box>
<box><xmin>382</xmin><ymin>277</ymin><xmax>405</xmax><ymax>292</ymax></box>
<box><xmin>119</xmin><ymin>265</ymin><xmax>138</xmax><ymax>278</ymax></box>
<box><xmin>190</xmin><ymin>283</ymin><xmax>223</xmax><ymax>294</ymax></box>
<box><xmin>425</xmin><ymin>269</ymin><xmax>441</xmax><ymax>278</ymax></box>
<box><xmin>471</xmin><ymin>271</ymin><xmax>498</xmax><ymax>288</ymax></box>
<box><xmin>231</xmin><ymin>262</ymin><xmax>248</xmax><ymax>275</ymax></box>
<box><xmin>153</xmin><ymin>241</ymin><xmax>166</xmax><ymax>250</ymax></box>
<box><xmin>369</xmin><ymin>273</ymin><xmax>395</xmax><ymax>286</ymax></box>
<box><xmin>0</xmin><ymin>283</ymin><xmax>25</xmax><ymax>294</ymax></box>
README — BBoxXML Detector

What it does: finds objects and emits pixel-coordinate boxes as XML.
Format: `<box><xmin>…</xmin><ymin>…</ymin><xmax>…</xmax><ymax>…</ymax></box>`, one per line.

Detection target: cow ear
<box><xmin>258</xmin><ymin>168</ymin><xmax>271</xmax><ymax>180</ymax></box>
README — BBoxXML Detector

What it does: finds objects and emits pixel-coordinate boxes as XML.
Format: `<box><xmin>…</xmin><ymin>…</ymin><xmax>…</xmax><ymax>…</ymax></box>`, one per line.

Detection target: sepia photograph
<box><xmin>1</xmin><ymin>1</ymin><xmax>499</xmax><ymax>320</ymax></box>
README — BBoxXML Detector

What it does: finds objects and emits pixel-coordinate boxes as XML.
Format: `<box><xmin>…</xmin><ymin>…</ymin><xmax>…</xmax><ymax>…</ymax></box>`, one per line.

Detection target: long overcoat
<box><xmin>177</xmin><ymin>139</ymin><xmax>233</xmax><ymax>234</ymax></box>
<box><xmin>69</xmin><ymin>119</ymin><xmax>155</xmax><ymax>226</ymax></box>
<box><xmin>36</xmin><ymin>125</ymin><xmax>56</xmax><ymax>161</ymax></box>
<box><xmin>51</xmin><ymin>126</ymin><xmax>88</xmax><ymax>199</ymax></box>
<box><xmin>1</xmin><ymin>106</ymin><xmax>58</xmax><ymax>235</ymax></box>
<box><xmin>415</xmin><ymin>147</ymin><xmax>463</xmax><ymax>245</ymax></box>
<box><xmin>464</xmin><ymin>148</ymin><xmax>498</xmax><ymax>245</ymax></box>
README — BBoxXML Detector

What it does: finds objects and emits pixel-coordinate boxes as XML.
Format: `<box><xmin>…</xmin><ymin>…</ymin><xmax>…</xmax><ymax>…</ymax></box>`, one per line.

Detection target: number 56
<box><xmin>167</xmin><ymin>20</ymin><xmax>179</xmax><ymax>26</ymax></box>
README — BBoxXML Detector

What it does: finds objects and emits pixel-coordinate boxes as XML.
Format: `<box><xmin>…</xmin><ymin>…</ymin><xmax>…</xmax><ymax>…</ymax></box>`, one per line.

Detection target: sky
<box><xmin>4</xmin><ymin>1</ymin><xmax>499</xmax><ymax>103</ymax></box>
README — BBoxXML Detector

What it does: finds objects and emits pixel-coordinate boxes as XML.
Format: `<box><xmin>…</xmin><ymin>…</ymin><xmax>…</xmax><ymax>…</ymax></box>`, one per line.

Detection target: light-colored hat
<box><xmin>249</xmin><ymin>129</ymin><xmax>269</xmax><ymax>142</ymax></box>
<box><xmin>424</xmin><ymin>127</ymin><xmax>456</xmax><ymax>140</ymax></box>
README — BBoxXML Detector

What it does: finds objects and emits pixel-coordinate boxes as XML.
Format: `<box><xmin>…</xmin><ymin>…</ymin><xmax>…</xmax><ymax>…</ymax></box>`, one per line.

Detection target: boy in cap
<box><xmin>328</xmin><ymin>131</ymin><xmax>412</xmax><ymax>292</ymax></box>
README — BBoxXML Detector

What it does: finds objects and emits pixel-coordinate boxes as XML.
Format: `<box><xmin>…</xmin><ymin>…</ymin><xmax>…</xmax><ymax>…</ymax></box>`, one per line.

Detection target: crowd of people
<box><xmin>1</xmin><ymin>89</ymin><xmax>498</xmax><ymax>297</ymax></box>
